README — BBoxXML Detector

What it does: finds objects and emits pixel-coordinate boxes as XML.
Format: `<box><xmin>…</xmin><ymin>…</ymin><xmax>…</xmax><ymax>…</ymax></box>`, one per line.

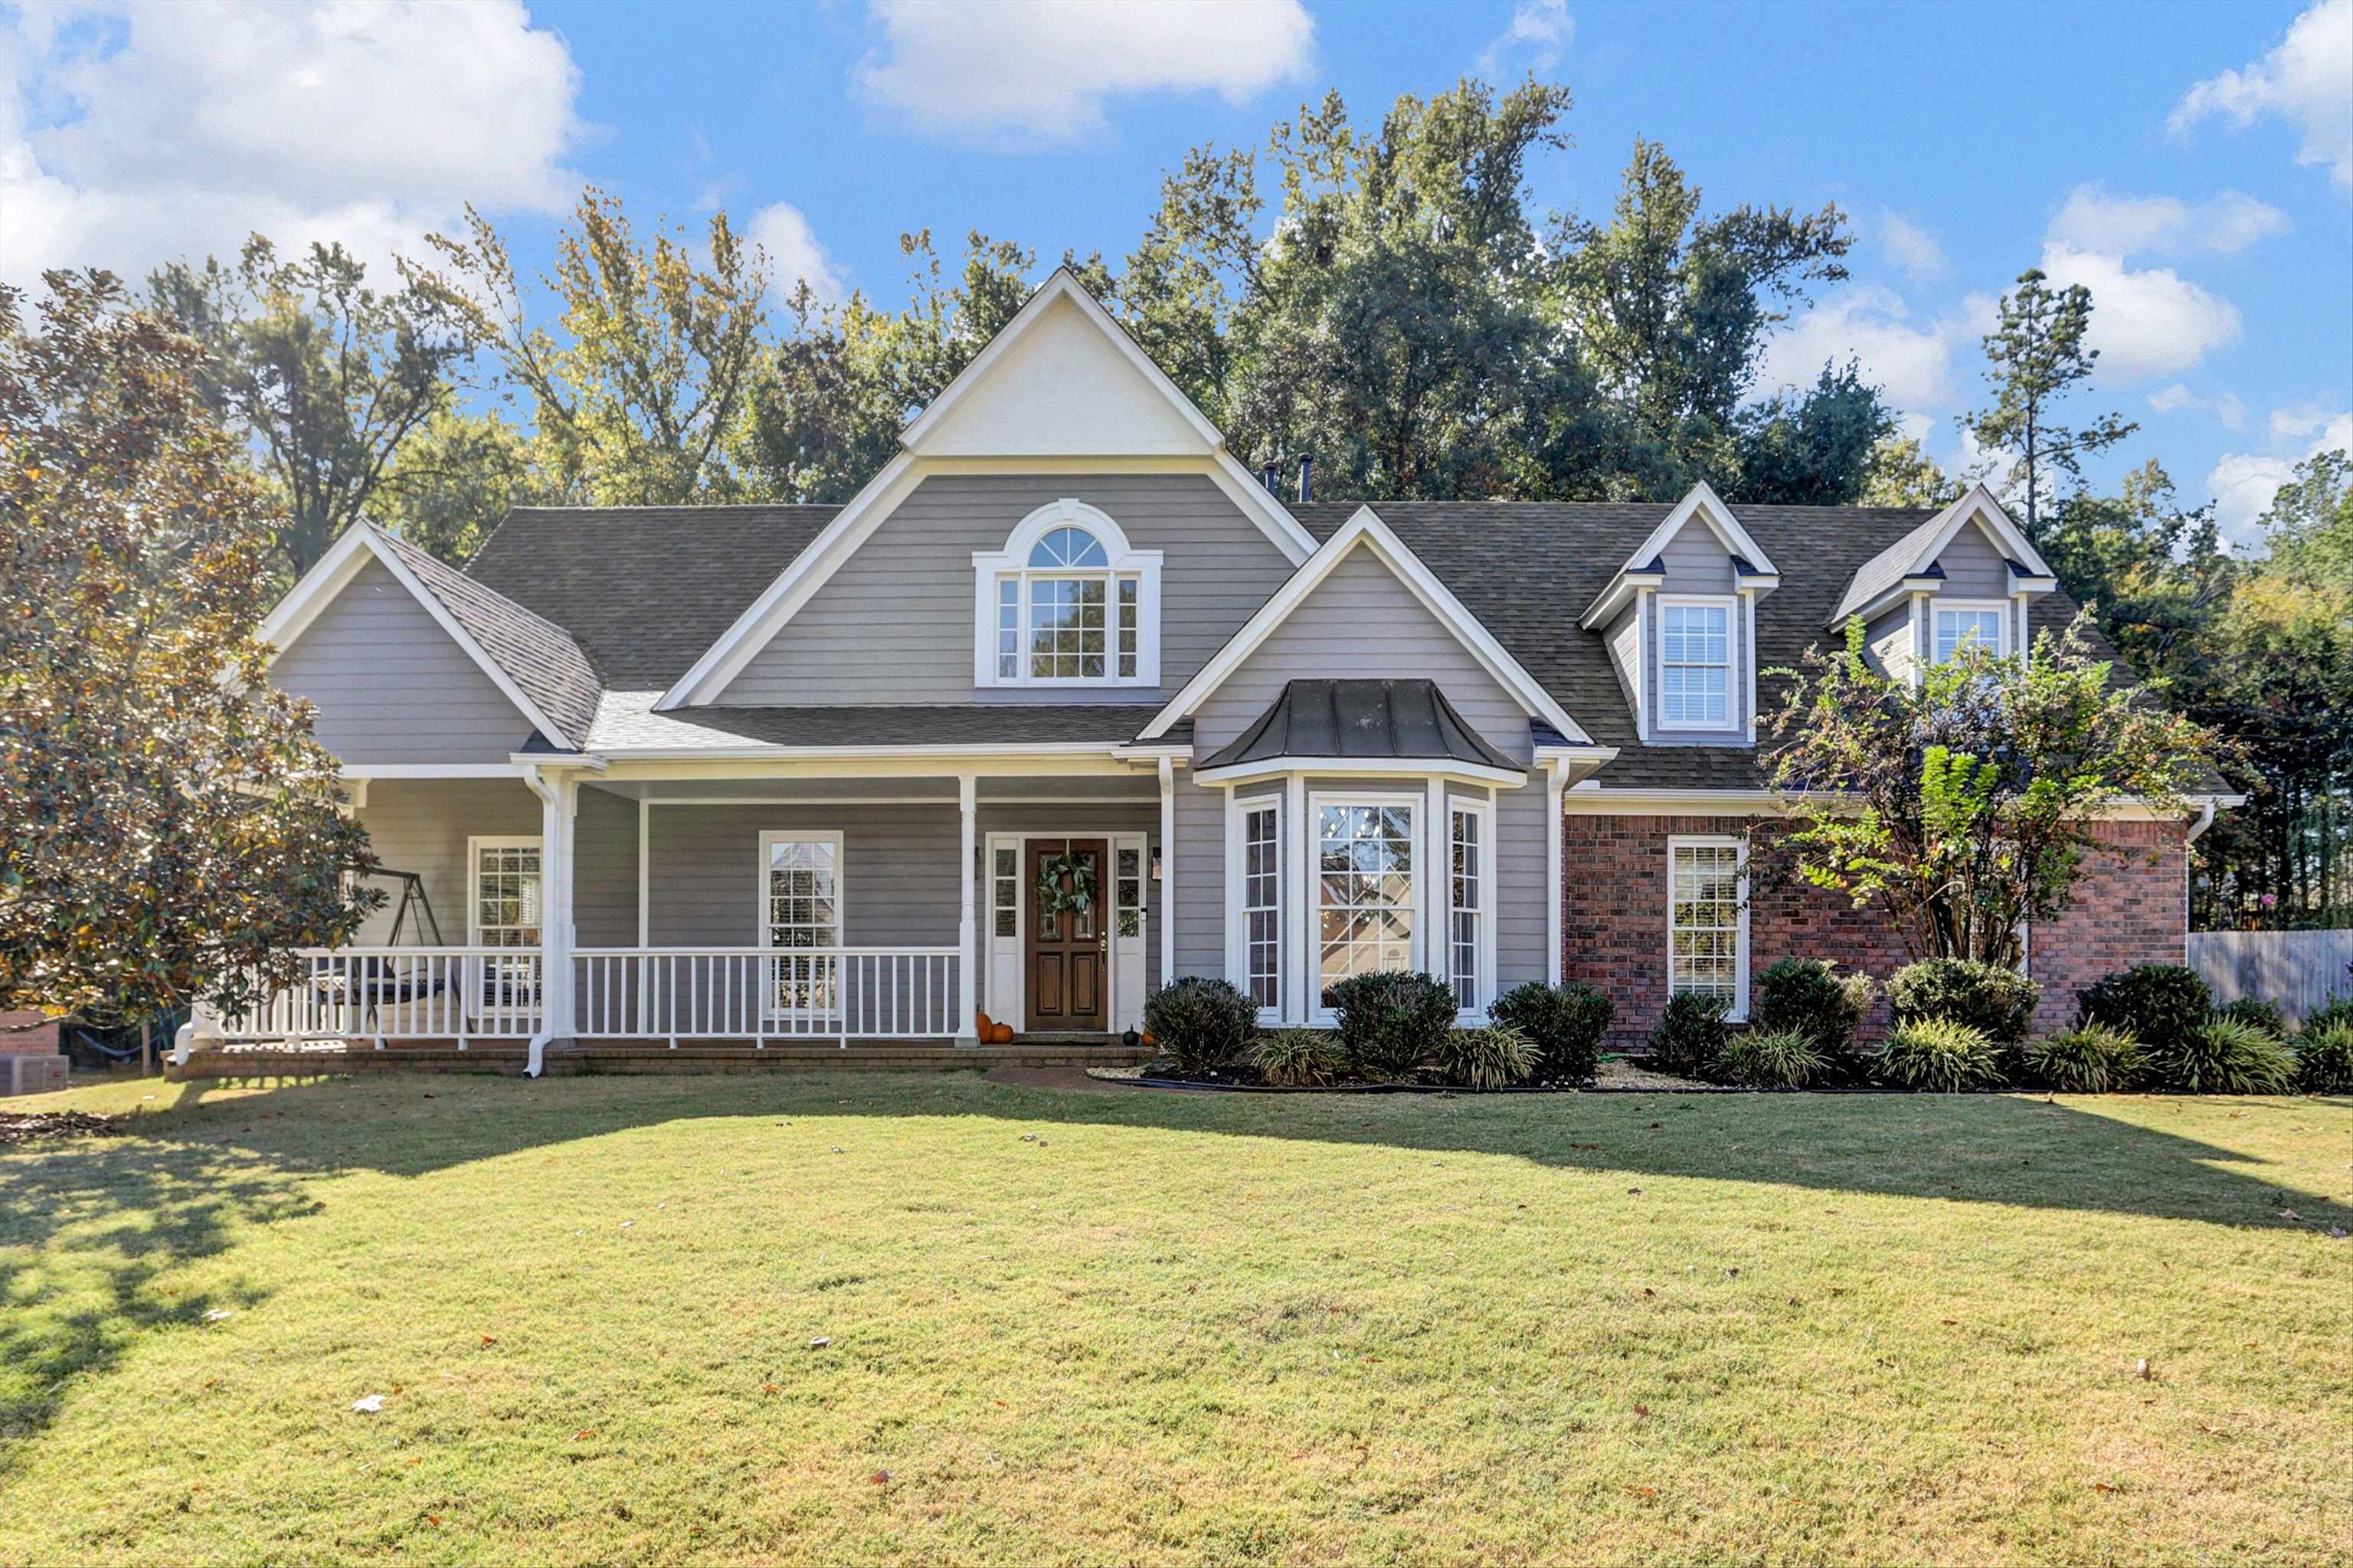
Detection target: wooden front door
<box><xmin>1026</xmin><ymin>838</ymin><xmax>1109</xmax><ymax>1032</ymax></box>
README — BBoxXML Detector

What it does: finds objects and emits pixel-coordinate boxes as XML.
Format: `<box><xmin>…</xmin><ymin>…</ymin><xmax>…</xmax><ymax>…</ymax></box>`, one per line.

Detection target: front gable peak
<box><xmin>1578</xmin><ymin>482</ymin><xmax>1779</xmax><ymax>630</ymax></box>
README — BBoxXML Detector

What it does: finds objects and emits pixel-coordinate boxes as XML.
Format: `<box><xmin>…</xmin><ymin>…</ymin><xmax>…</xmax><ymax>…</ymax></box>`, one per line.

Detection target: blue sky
<box><xmin>5</xmin><ymin>0</ymin><xmax>2348</xmax><ymax>542</ymax></box>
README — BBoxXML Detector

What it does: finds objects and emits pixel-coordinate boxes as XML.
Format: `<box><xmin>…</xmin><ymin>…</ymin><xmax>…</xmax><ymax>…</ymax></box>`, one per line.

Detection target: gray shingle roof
<box><xmin>1828</xmin><ymin>509</ymin><xmax>1950</xmax><ymax>624</ymax></box>
<box><xmin>1289</xmin><ymin>501</ymin><xmax>2118</xmax><ymax>791</ymax></box>
<box><xmin>372</xmin><ymin>525</ymin><xmax>601</xmax><ymax>748</ymax></box>
<box><xmin>1199</xmin><ymin>679</ymin><xmax>1522</xmax><ymax>774</ymax></box>
<box><xmin>463</xmin><ymin>505</ymin><xmax>841</xmax><ymax>688</ymax></box>
<box><xmin>440</xmin><ymin>496</ymin><xmax>2135</xmax><ymax>782</ymax></box>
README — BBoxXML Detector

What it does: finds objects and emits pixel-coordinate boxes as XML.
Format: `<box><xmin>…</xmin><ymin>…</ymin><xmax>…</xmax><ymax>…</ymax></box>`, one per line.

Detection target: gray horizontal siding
<box><xmin>1658</xmin><ymin>522</ymin><xmax>1737</xmax><ymax>593</ymax></box>
<box><xmin>1936</xmin><ymin>522</ymin><xmax>2012</xmax><ymax>596</ymax></box>
<box><xmin>273</xmin><ymin>558</ymin><xmax>538</xmax><ymax>764</ymax></box>
<box><xmin>349</xmin><ymin>779</ymin><xmax>541</xmax><ymax>944</ymax></box>
<box><xmin>574</xmin><ymin>786</ymin><xmax>640</xmax><ymax>948</ymax></box>
<box><xmin>1494</xmin><ymin>785</ymin><xmax>1550</xmax><ymax>991</ymax></box>
<box><xmin>645</xmin><ymin>804</ymin><xmax>959</xmax><ymax>948</ymax></box>
<box><xmin>720</xmin><ymin>473</ymin><xmax>1295</xmax><ymax>707</ymax></box>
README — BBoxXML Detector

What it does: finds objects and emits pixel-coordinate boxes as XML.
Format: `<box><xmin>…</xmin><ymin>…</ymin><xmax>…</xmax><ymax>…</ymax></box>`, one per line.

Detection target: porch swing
<box><xmin>311</xmin><ymin>870</ymin><xmax>452</xmax><ymax>1033</ymax></box>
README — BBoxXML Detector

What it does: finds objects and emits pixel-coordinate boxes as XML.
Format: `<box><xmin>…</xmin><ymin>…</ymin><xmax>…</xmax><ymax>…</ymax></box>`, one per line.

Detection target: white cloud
<box><xmin>2171</xmin><ymin>0</ymin><xmax>2353</xmax><ymax>189</ymax></box>
<box><xmin>1758</xmin><ymin>281</ymin><xmax>1991</xmax><ymax>412</ymax></box>
<box><xmin>2147</xmin><ymin>382</ymin><xmax>2247</xmax><ymax>431</ymax></box>
<box><xmin>854</xmin><ymin>0</ymin><xmax>1314</xmax><ymax>144</ymax></box>
<box><xmin>1875</xmin><ymin>212</ymin><xmax>1947</xmax><ymax>284</ymax></box>
<box><xmin>2206</xmin><ymin>408</ymin><xmax>2353</xmax><ymax>546</ymax></box>
<box><xmin>1</xmin><ymin>0</ymin><xmax>583</xmax><ymax>290</ymax></box>
<box><xmin>749</xmin><ymin>201</ymin><xmax>844</xmax><ymax>306</ymax></box>
<box><xmin>2048</xmin><ymin>184</ymin><xmax>2289</xmax><ymax>257</ymax></box>
<box><xmin>2034</xmin><ymin>242</ymin><xmax>2242</xmax><ymax>383</ymax></box>
<box><xmin>1478</xmin><ymin>0</ymin><xmax>1572</xmax><ymax>77</ymax></box>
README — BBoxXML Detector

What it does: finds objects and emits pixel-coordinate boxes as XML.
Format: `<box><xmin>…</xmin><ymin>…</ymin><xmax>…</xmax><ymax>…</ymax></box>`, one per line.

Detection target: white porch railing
<box><xmin>573</xmin><ymin>948</ymin><xmax>961</xmax><ymax>1044</ymax></box>
<box><xmin>208</xmin><ymin>947</ymin><xmax>545</xmax><ymax>1046</ymax></box>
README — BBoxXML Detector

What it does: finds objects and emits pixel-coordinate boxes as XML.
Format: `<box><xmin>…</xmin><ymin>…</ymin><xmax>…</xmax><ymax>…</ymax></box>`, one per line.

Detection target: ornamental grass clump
<box><xmin>1142</xmin><ymin>977</ymin><xmax>1258</xmax><ymax>1075</ymax></box>
<box><xmin>2214</xmin><ymin>998</ymin><xmax>2286</xmax><ymax>1036</ymax></box>
<box><xmin>1887</xmin><ymin>958</ymin><xmax>2039</xmax><ymax>1044</ymax></box>
<box><xmin>1487</xmin><ymin>980</ymin><xmax>1613</xmax><ymax>1081</ymax></box>
<box><xmin>2014</xmin><ymin>1025</ymin><xmax>2141</xmax><ymax>1094</ymax></box>
<box><xmin>1751</xmin><ymin>957</ymin><xmax>1874</xmax><ymax>1059</ymax></box>
<box><xmin>1716</xmin><ymin>1028</ymin><xmax>1831</xmax><ymax>1088</ymax></box>
<box><xmin>1647</xmin><ymin>992</ymin><xmax>1730</xmax><ymax>1079</ymax></box>
<box><xmin>1876</xmin><ymin>1016</ymin><xmax>2005</xmax><ymax>1092</ymax></box>
<box><xmin>1427</xmin><ymin>1024</ymin><xmax>1540</xmax><ymax>1088</ymax></box>
<box><xmin>2292</xmin><ymin>1022</ymin><xmax>2353</xmax><ymax>1095</ymax></box>
<box><xmin>1248</xmin><ymin>1029</ymin><xmax>1347</xmax><ymax>1088</ymax></box>
<box><xmin>1323</xmin><ymin>971</ymin><xmax>1457</xmax><ymax>1080</ymax></box>
<box><xmin>2141</xmin><ymin>1015</ymin><xmax>2297</xmax><ymax>1095</ymax></box>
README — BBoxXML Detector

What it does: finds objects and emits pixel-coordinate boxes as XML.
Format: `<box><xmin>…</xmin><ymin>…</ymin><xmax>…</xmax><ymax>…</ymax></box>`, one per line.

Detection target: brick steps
<box><xmin>170</xmin><ymin>1041</ymin><xmax>1154</xmax><ymax>1080</ymax></box>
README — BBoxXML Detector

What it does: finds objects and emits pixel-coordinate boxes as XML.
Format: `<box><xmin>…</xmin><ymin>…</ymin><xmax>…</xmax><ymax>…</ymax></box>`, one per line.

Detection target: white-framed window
<box><xmin>1447</xmin><ymin>799</ymin><xmax>1492</xmax><ymax>1011</ymax></box>
<box><xmin>972</xmin><ymin>499</ymin><xmax>1161</xmax><ymax>689</ymax></box>
<box><xmin>1933</xmin><ymin>601</ymin><xmax>2009</xmax><ymax>663</ymax></box>
<box><xmin>758</xmin><ymin>831</ymin><xmax>843</xmax><ymax>1017</ymax></box>
<box><xmin>1667</xmin><ymin>835</ymin><xmax>1748</xmax><ymax>1019</ymax></box>
<box><xmin>1115</xmin><ymin>843</ymin><xmax>1146</xmax><ymax>940</ymax></box>
<box><xmin>1242</xmin><ymin>802</ymin><xmax>1281</xmax><ymax>1012</ymax></box>
<box><xmin>467</xmin><ymin>836</ymin><xmax>543</xmax><ymax>949</ymax></box>
<box><xmin>1657</xmin><ymin>596</ymin><xmax>1736</xmax><ymax>730</ymax></box>
<box><xmin>1312</xmin><ymin>794</ymin><xmax>1418</xmax><ymax>997</ymax></box>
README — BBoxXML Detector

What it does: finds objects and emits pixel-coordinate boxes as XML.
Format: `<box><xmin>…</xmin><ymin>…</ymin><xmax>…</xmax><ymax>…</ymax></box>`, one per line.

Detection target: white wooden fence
<box><xmin>2189</xmin><ymin>930</ymin><xmax>2353</xmax><ymax>1025</ymax></box>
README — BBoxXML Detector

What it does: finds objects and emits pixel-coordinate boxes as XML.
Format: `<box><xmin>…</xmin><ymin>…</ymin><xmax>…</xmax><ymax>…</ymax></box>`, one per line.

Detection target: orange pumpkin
<box><xmin>976</xmin><ymin>1010</ymin><xmax>994</xmax><ymax>1037</ymax></box>
<box><xmin>992</xmin><ymin>1022</ymin><xmax>1015</xmax><ymax>1044</ymax></box>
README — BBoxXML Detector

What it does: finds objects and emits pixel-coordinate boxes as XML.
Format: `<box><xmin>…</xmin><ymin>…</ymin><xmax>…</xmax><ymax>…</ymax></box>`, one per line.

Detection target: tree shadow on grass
<box><xmin>0</xmin><ymin>1127</ymin><xmax>313</xmax><ymax>1471</ymax></box>
<box><xmin>84</xmin><ymin>1072</ymin><xmax>2353</xmax><ymax>1234</ymax></box>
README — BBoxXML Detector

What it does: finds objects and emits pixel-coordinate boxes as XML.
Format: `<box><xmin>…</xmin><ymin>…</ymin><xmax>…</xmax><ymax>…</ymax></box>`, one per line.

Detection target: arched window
<box><xmin>974</xmin><ymin>501</ymin><xmax>1161</xmax><ymax>687</ymax></box>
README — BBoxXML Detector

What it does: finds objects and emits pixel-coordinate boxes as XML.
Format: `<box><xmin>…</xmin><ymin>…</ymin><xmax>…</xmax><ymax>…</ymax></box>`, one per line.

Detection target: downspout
<box><xmin>2184</xmin><ymin>796</ymin><xmax>2217</xmax><ymax>845</ymax></box>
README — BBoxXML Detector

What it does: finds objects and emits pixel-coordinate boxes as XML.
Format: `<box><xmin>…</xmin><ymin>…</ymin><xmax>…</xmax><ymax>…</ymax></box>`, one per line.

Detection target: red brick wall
<box><xmin>0</xmin><ymin>1010</ymin><xmax>61</xmax><ymax>1055</ymax></box>
<box><xmin>1561</xmin><ymin>813</ymin><xmax>2187</xmax><ymax>1047</ymax></box>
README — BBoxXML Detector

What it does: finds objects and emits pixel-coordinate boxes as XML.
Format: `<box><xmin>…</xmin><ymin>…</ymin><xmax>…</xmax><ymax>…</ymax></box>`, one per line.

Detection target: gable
<box><xmin>1932</xmin><ymin>515</ymin><xmax>2013</xmax><ymax>595</ymax></box>
<box><xmin>911</xmin><ymin>294</ymin><xmax>1209</xmax><ymax>458</ymax></box>
<box><xmin>1654</xmin><ymin>516</ymin><xmax>1738</xmax><ymax>593</ymax></box>
<box><xmin>712</xmin><ymin>472</ymin><xmax>1297</xmax><ymax>707</ymax></box>
<box><xmin>271</xmin><ymin>558</ymin><xmax>540</xmax><ymax>764</ymax></box>
<box><xmin>1187</xmin><ymin>545</ymin><xmax>1533</xmax><ymax>764</ymax></box>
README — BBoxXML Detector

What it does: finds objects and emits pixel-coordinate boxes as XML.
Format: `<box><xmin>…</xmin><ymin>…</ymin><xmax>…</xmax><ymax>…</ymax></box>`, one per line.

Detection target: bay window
<box><xmin>1315</xmin><ymin>797</ymin><xmax>1416</xmax><ymax>992</ymax></box>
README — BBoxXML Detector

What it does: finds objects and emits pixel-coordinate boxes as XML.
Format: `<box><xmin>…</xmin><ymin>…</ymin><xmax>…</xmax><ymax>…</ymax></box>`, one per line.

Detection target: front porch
<box><xmin>178</xmin><ymin>756</ymin><xmax>1180</xmax><ymax>1074</ymax></box>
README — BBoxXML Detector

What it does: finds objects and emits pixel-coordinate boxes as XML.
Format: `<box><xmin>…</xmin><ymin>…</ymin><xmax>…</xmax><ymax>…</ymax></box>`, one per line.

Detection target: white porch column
<box><xmin>1284</xmin><ymin>773</ymin><xmax>1308</xmax><ymax>1023</ymax></box>
<box><xmin>1545</xmin><ymin>764</ymin><xmax>1566</xmax><ymax>986</ymax></box>
<box><xmin>1157</xmin><ymin>757</ymin><xmax>1176</xmax><ymax>990</ymax></box>
<box><xmin>523</xmin><ymin>765</ymin><xmax>578</xmax><ymax>1075</ymax></box>
<box><xmin>956</xmin><ymin>772</ymin><xmax>978</xmax><ymax>1045</ymax></box>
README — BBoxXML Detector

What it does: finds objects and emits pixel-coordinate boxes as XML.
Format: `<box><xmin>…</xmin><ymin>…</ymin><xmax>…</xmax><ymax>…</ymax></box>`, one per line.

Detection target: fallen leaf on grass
<box><xmin>871</xmin><ymin>1469</ymin><xmax>892</xmax><ymax>1485</ymax></box>
<box><xmin>2135</xmin><ymin>1359</ymin><xmax>2155</xmax><ymax>1381</ymax></box>
<box><xmin>1633</xmin><ymin>1405</ymin><xmax>1650</xmax><ymax>1418</ymax></box>
<box><xmin>1627</xmin><ymin>1187</ymin><xmax>1642</xmax><ymax>1196</ymax></box>
<box><xmin>570</xmin><ymin>1429</ymin><xmax>596</xmax><ymax>1442</ymax></box>
<box><xmin>350</xmin><ymin>1394</ymin><xmax>385</xmax><ymax>1413</ymax></box>
<box><xmin>479</xmin><ymin>1335</ymin><xmax>498</xmax><ymax>1347</ymax></box>
<box><xmin>761</xmin><ymin>1383</ymin><xmax>778</xmax><ymax>1394</ymax></box>
<box><xmin>810</xmin><ymin>1336</ymin><xmax>832</xmax><ymax>1349</ymax></box>
<box><xmin>1623</xmin><ymin>1485</ymin><xmax>1658</xmax><ymax>1498</ymax></box>
<box><xmin>204</xmin><ymin>1309</ymin><xmax>232</xmax><ymax>1323</ymax></box>
<box><xmin>2092</xmin><ymin>1482</ymin><xmax>2119</xmax><ymax>1494</ymax></box>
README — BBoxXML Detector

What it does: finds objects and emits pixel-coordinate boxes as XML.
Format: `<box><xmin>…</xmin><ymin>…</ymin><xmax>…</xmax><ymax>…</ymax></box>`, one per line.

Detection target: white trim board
<box><xmin>1137</xmin><ymin>506</ymin><xmax>1592</xmax><ymax>745</ymax></box>
<box><xmin>256</xmin><ymin>522</ymin><xmax>574</xmax><ymax>747</ymax></box>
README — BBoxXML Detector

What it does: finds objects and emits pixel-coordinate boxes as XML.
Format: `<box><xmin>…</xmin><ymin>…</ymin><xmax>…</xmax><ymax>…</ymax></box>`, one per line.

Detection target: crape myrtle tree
<box><xmin>1763</xmin><ymin>615</ymin><xmax>2217</xmax><ymax>966</ymax></box>
<box><xmin>0</xmin><ymin>272</ymin><xmax>378</xmax><ymax>1048</ymax></box>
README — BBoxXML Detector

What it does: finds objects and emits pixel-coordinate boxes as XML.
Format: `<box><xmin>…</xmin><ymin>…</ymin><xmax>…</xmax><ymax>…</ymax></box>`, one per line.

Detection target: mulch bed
<box><xmin>0</xmin><ymin>1110</ymin><xmax>129</xmax><ymax>1147</ymax></box>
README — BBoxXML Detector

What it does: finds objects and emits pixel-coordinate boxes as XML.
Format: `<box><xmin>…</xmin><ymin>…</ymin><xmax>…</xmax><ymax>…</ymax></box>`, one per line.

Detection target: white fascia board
<box><xmin>1193</xmin><ymin>755</ymin><xmax>1528</xmax><ymax>787</ymax></box>
<box><xmin>1838</xmin><ymin>575</ymin><xmax>1950</xmax><ymax>630</ymax></box>
<box><xmin>655</xmin><ymin>451</ymin><xmax>924</xmax><ymax>709</ymax></box>
<box><xmin>1915</xmin><ymin>485</ymin><xmax>2054</xmax><ymax>582</ymax></box>
<box><xmin>900</xmin><ymin>269</ymin><xmax>1224</xmax><ymax>453</ymax></box>
<box><xmin>340</xmin><ymin>762</ymin><xmax>532</xmax><ymax>779</ymax></box>
<box><xmin>255</xmin><ymin>522</ymin><xmax>572</xmax><ymax>747</ymax></box>
<box><xmin>1577</xmin><ymin>571</ymin><xmax>1665</xmax><ymax>631</ymax></box>
<box><xmin>1631</xmin><ymin>481</ymin><xmax>1779</xmax><ymax>579</ymax></box>
<box><xmin>589</xmin><ymin>741</ymin><xmax>1131</xmax><ymax>763</ymax></box>
<box><xmin>1139</xmin><ymin>506</ymin><xmax>1592</xmax><ymax>744</ymax></box>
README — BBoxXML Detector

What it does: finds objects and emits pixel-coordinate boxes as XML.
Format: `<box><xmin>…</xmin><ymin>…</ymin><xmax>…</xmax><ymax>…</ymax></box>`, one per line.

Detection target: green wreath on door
<box><xmin>1035</xmin><ymin>849</ymin><xmax>1099</xmax><ymax>921</ymax></box>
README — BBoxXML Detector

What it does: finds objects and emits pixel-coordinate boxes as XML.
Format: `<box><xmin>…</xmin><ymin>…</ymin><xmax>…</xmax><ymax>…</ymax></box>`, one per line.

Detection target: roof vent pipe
<box><xmin>1261</xmin><ymin>460</ymin><xmax>1280</xmax><ymax>494</ymax></box>
<box><xmin>1297</xmin><ymin>453</ymin><xmax>1313</xmax><ymax>503</ymax></box>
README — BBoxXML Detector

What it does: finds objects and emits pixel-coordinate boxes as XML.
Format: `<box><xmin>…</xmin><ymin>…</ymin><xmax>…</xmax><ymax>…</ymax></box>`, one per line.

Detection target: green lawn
<box><xmin>3</xmin><ymin>1073</ymin><xmax>2348</xmax><ymax>1567</ymax></box>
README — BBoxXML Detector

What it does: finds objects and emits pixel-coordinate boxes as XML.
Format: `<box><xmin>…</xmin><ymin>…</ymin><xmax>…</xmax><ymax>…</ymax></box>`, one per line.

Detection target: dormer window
<box><xmin>974</xmin><ymin>499</ymin><xmax>1161</xmax><ymax>689</ymax></box>
<box><xmin>1658</xmin><ymin>597</ymin><xmax>1736</xmax><ymax>731</ymax></box>
<box><xmin>1933</xmin><ymin>602</ymin><xmax>2008</xmax><ymax>663</ymax></box>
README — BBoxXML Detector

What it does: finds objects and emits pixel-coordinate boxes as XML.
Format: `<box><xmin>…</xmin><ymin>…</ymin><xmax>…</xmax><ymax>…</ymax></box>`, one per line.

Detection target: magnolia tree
<box><xmin>1</xmin><ymin>271</ymin><xmax>379</xmax><ymax>1045</ymax></box>
<box><xmin>1764</xmin><ymin>614</ymin><xmax>2217</xmax><ymax>966</ymax></box>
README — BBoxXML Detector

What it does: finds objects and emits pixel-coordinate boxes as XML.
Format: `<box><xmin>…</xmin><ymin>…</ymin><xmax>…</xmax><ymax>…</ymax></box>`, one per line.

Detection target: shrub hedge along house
<box><xmin>187</xmin><ymin>270</ymin><xmax>2233</xmax><ymax>1072</ymax></box>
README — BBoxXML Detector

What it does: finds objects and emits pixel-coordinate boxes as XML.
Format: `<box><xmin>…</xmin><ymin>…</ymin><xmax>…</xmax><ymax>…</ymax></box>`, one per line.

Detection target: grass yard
<box><xmin>2</xmin><ymin>1073</ymin><xmax>2349</xmax><ymax>1567</ymax></box>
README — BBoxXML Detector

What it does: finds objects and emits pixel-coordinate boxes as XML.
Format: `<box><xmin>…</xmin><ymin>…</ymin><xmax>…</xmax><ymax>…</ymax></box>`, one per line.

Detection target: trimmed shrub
<box><xmin>2077</xmin><ymin>964</ymin><xmax>2212</xmax><ymax>1052</ymax></box>
<box><xmin>1716</xmin><ymin>1027</ymin><xmax>1831</xmax><ymax>1088</ymax></box>
<box><xmin>2014</xmin><ymin>1026</ymin><xmax>2141</xmax><ymax>1094</ymax></box>
<box><xmin>2299</xmin><ymin>996</ymin><xmax>2353</xmax><ymax>1035</ymax></box>
<box><xmin>1752</xmin><ymin>957</ymin><xmax>1874</xmax><ymax>1057</ymax></box>
<box><xmin>1249</xmin><ymin>1028</ymin><xmax>1347</xmax><ymax>1087</ymax></box>
<box><xmin>2141</xmin><ymin>1016</ymin><xmax>2296</xmax><ymax>1095</ymax></box>
<box><xmin>2293</xmin><ymin>1022</ymin><xmax>2353</xmax><ymax>1095</ymax></box>
<box><xmin>1430</xmin><ymin>1024</ymin><xmax>1541</xmax><ymax>1089</ymax></box>
<box><xmin>2214</xmin><ymin>997</ymin><xmax>2286</xmax><ymax>1036</ymax></box>
<box><xmin>1142</xmin><ymin>977</ymin><xmax>1257</xmax><ymax>1075</ymax></box>
<box><xmin>1323</xmin><ymin>971</ymin><xmax>1457</xmax><ymax>1080</ymax></box>
<box><xmin>1876</xmin><ymin>1016</ymin><xmax>2005</xmax><ymax>1092</ymax></box>
<box><xmin>1648</xmin><ymin>991</ymin><xmax>1731</xmax><ymax>1079</ymax></box>
<box><xmin>1487</xmin><ymin>980</ymin><xmax>1613</xmax><ymax>1081</ymax></box>
<box><xmin>1887</xmin><ymin>958</ymin><xmax>2040</xmax><ymax>1043</ymax></box>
